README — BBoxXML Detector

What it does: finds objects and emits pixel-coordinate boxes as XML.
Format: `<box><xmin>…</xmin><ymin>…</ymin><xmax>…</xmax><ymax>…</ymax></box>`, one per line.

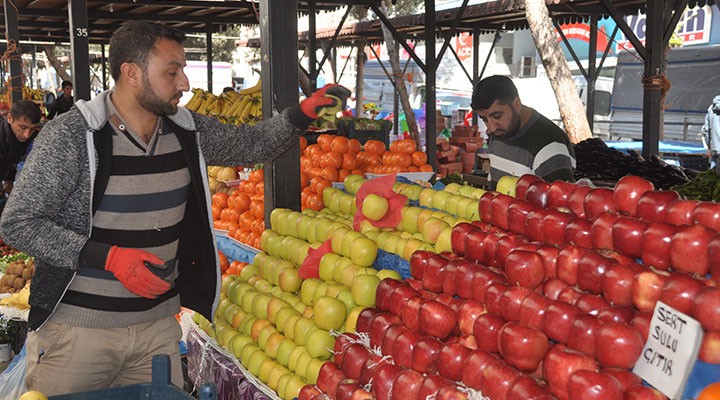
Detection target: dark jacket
<box><xmin>0</xmin><ymin>118</ymin><xmax>34</xmax><ymax>181</ymax></box>
<box><xmin>47</xmin><ymin>95</ymin><xmax>74</xmax><ymax>119</ymax></box>
<box><xmin>0</xmin><ymin>91</ymin><xmax>310</xmax><ymax>330</ymax></box>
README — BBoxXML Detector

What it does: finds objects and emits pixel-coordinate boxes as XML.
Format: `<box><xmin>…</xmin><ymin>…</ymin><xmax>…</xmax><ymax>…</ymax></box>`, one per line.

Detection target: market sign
<box><xmin>455</xmin><ymin>32</ymin><xmax>473</xmax><ymax>61</ymax></box>
<box><xmin>616</xmin><ymin>6</ymin><xmax>712</xmax><ymax>51</ymax></box>
<box><xmin>556</xmin><ymin>23</ymin><xmax>614</xmax><ymax>55</ymax></box>
<box><xmin>366</xmin><ymin>42</ymin><xmax>417</xmax><ymax>61</ymax></box>
<box><xmin>632</xmin><ymin>301</ymin><xmax>703</xmax><ymax>400</ymax></box>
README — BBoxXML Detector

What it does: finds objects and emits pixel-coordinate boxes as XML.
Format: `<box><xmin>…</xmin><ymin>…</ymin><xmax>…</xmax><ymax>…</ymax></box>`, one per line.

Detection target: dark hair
<box><xmin>471</xmin><ymin>75</ymin><xmax>519</xmax><ymax>110</ymax></box>
<box><xmin>222</xmin><ymin>87</ymin><xmax>235</xmax><ymax>93</ymax></box>
<box><xmin>9</xmin><ymin>100</ymin><xmax>42</xmax><ymax>124</ymax></box>
<box><xmin>61</xmin><ymin>80</ymin><xmax>73</xmax><ymax>89</ymax></box>
<box><xmin>109</xmin><ymin>21</ymin><xmax>186</xmax><ymax>81</ymax></box>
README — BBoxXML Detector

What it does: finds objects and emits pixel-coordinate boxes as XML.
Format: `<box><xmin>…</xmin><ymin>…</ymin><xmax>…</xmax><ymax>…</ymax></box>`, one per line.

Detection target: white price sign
<box><xmin>633</xmin><ymin>301</ymin><xmax>703</xmax><ymax>400</ymax></box>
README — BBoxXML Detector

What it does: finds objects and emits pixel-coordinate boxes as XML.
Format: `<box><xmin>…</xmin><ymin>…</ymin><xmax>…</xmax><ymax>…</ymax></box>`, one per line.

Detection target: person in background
<box><xmin>222</xmin><ymin>86</ymin><xmax>235</xmax><ymax>94</ymax></box>
<box><xmin>0</xmin><ymin>21</ymin><xmax>349</xmax><ymax>396</ymax></box>
<box><xmin>46</xmin><ymin>80</ymin><xmax>74</xmax><ymax>119</ymax></box>
<box><xmin>471</xmin><ymin>75</ymin><xmax>576</xmax><ymax>188</ymax></box>
<box><xmin>0</xmin><ymin>100</ymin><xmax>42</xmax><ymax>196</ymax></box>
<box><xmin>702</xmin><ymin>95</ymin><xmax>720</xmax><ymax>171</ymax></box>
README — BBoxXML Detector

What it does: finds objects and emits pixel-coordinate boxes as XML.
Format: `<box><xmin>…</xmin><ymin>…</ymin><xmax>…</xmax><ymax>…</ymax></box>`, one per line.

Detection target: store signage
<box><xmin>366</xmin><ymin>42</ymin><xmax>416</xmax><ymax>61</ymax></box>
<box><xmin>455</xmin><ymin>32</ymin><xmax>473</xmax><ymax>61</ymax></box>
<box><xmin>556</xmin><ymin>23</ymin><xmax>614</xmax><ymax>53</ymax></box>
<box><xmin>617</xmin><ymin>6</ymin><xmax>712</xmax><ymax>51</ymax></box>
<box><xmin>632</xmin><ymin>301</ymin><xmax>703</xmax><ymax>400</ymax></box>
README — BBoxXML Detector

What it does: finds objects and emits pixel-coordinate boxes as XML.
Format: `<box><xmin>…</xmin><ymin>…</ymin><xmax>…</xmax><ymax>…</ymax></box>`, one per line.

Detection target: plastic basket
<box><xmin>338</xmin><ymin>118</ymin><xmax>391</xmax><ymax>146</ymax></box>
<box><xmin>49</xmin><ymin>355</ymin><xmax>216</xmax><ymax>400</ymax></box>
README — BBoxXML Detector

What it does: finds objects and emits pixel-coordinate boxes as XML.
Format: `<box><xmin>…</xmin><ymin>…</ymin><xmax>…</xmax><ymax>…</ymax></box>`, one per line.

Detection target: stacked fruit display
<box><xmin>0</xmin><ymin>257</ymin><xmax>33</xmax><ymax>294</ymax></box>
<box><xmin>300</xmin><ymin>173</ymin><xmax>719</xmax><ymax>400</ymax></box>
<box><xmin>211</xmin><ymin>168</ymin><xmax>265</xmax><ymax>249</ymax></box>
<box><xmin>184</xmin><ymin>80</ymin><xmax>263</xmax><ymax>124</ymax></box>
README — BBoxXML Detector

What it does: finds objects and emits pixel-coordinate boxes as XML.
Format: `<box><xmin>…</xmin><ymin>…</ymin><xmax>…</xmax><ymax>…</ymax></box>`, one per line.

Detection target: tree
<box><xmin>185</xmin><ymin>25</ymin><xmax>247</xmax><ymax>62</ymax></box>
<box><xmin>525</xmin><ymin>0</ymin><xmax>592</xmax><ymax>143</ymax></box>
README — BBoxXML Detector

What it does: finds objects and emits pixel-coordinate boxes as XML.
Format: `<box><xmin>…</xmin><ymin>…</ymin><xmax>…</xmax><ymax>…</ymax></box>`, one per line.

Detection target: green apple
<box><xmin>221</xmin><ymin>274</ymin><xmax>237</xmax><ymax>295</ymax></box>
<box><xmin>394</xmin><ymin>238</ymin><xmax>408</xmax><ymax>256</ymax></box>
<box><xmin>357</xmin><ymin>219</ymin><xmax>379</xmax><ymax>235</ymax></box>
<box><xmin>258</xmin><ymin>358</ymin><xmax>279</xmax><ymax>383</ymax></box>
<box><xmin>283</xmin><ymin>314</ymin><xmax>302</xmax><ymax>341</ymax></box>
<box><xmin>402</xmin><ymin>184</ymin><xmax>423</xmax><ymax>201</ymax></box>
<box><xmin>266</xmin><ymin>298</ymin><xmax>289</xmax><ymax>325</ymax></box>
<box><xmin>416</xmin><ymin>209</ymin><xmax>436</xmax><ymax>231</ymax></box>
<box><xmin>331</xmin><ymin>227</ymin><xmax>349</xmax><ymax>254</ymax></box>
<box><xmin>345</xmin><ymin>306</ymin><xmax>365</xmax><ymax>333</ymax></box>
<box><xmin>350</xmin><ymin>237</ymin><xmax>377</xmax><ymax>267</ymax></box>
<box><xmin>267</xmin><ymin>366</ymin><xmax>291</xmax><ymax>392</ymax></box>
<box><xmin>431</xmin><ymin>190</ymin><xmax>452</xmax><ymax>211</ymax></box>
<box><xmin>444</xmin><ymin>182</ymin><xmax>462</xmax><ymax>194</ymax></box>
<box><xmin>312</xmin><ymin>296</ymin><xmax>347</xmax><ymax>331</ymax></box>
<box><xmin>230</xmin><ymin>309</ymin><xmax>249</xmax><ymax>330</ymax></box>
<box><xmin>470</xmin><ymin>188</ymin><xmax>487</xmax><ymax>200</ymax></box>
<box><xmin>257</xmin><ymin>324</ymin><xmax>279</xmax><ymax>350</ymax></box>
<box><xmin>274</xmin><ymin>307</ymin><xmax>300</xmax><ymax>333</ymax></box>
<box><xmin>252</xmin><ymin>293</ymin><xmax>272</xmax><ymax>320</ymax></box>
<box><xmin>339</xmin><ymin>264</ymin><xmax>361</xmax><ymax>287</ymax></box>
<box><xmin>295</xmin><ymin>243</ymin><xmax>311</xmax><ymax>266</ymax></box>
<box><xmin>435</xmin><ymin>226</ymin><xmax>454</xmax><ymax>253</ymax></box>
<box><xmin>293</xmin><ymin>317</ymin><xmax>316</xmax><ymax>346</ymax></box>
<box><xmin>362</xmin><ymin>193</ymin><xmax>389</xmax><ymax>221</ymax></box>
<box><xmin>338</xmin><ymin>194</ymin><xmax>354</xmax><ymax>216</ymax></box>
<box><xmin>458</xmin><ymin>184</ymin><xmax>475</xmax><ymax>198</ymax></box>
<box><xmin>466</xmin><ymin>200</ymin><xmax>481</xmax><ymax>221</ymax></box>
<box><xmin>294</xmin><ymin>351</ymin><xmax>313</xmax><ymax>379</ymax></box>
<box><xmin>455</xmin><ymin>197</ymin><xmax>474</xmax><ymax>219</ymax></box>
<box><xmin>283</xmin><ymin>375</ymin><xmax>307</xmax><ymax>400</ymax></box>
<box><xmin>270</xmin><ymin>208</ymin><xmax>291</xmax><ymax>233</ymax></box>
<box><xmin>341</xmin><ymin>231</ymin><xmax>363</xmax><ymax>258</ymax></box>
<box><xmin>300</xmin><ymin>278</ymin><xmax>322</xmax><ymax>306</ymax></box>
<box><xmin>239</xmin><ymin>264</ymin><xmax>259</xmax><ymax>281</ymax></box>
<box><xmin>351</xmin><ymin>274</ymin><xmax>380</xmax><ymax>307</ymax></box>
<box><xmin>318</xmin><ymin>252</ymin><xmax>341</xmax><ymax>282</ymax></box>
<box><xmin>276</xmin><ymin>374</ymin><xmax>293</xmax><ymax>400</ymax></box>
<box><xmin>241</xmin><ymin>291</ymin><xmax>257</xmax><ymax>314</ymax></box>
<box><xmin>444</xmin><ymin>194</ymin><xmax>462</xmax><ymax>216</ymax></box>
<box><xmin>419</xmin><ymin>188</ymin><xmax>435</xmax><ymax>208</ymax></box>
<box><xmin>305</xmin><ymin>358</ymin><xmax>325</xmax><ymax>385</ymax></box>
<box><xmin>311</xmin><ymin>283</ymin><xmax>330</xmax><ymax>304</ymax></box>
<box><xmin>402</xmin><ymin>238</ymin><xmax>425</xmax><ymax>260</ymax></box>
<box><xmin>229</xmin><ymin>334</ymin><xmax>253</xmax><ymax>358</ymax></box>
<box><xmin>305</xmin><ymin>329</ymin><xmax>335</xmax><ymax>360</ymax></box>
<box><xmin>250</xmin><ymin>318</ymin><xmax>272</xmax><ymax>342</ymax></box>
<box><xmin>276</xmin><ymin>338</ymin><xmax>297</xmax><ymax>367</ymax></box>
<box><xmin>287</xmin><ymin>345</ymin><xmax>307</xmax><ymax>372</ymax></box>
<box><xmin>240</xmin><ymin>343</ymin><xmax>261</xmax><ymax>367</ymax></box>
<box><xmin>376</xmin><ymin>269</ymin><xmax>402</xmax><ymax>281</ymax></box>
<box><xmin>238</xmin><ymin>315</ymin><xmax>257</xmax><ymax>335</ymax></box>
<box><xmin>294</xmin><ymin>301</ymin><xmax>307</xmax><ymax>314</ymax></box>
<box><xmin>223</xmin><ymin>303</ymin><xmax>241</xmax><ymax>326</ymax></box>
<box><xmin>278</xmin><ymin>268</ymin><xmax>302</xmax><ymax>293</ymax></box>
<box><xmin>216</xmin><ymin>298</ymin><xmax>232</xmax><ymax>321</ymax></box>
<box><xmin>313</xmin><ymin>219</ymin><xmax>333</xmax><ymax>243</ymax></box>
<box><xmin>382</xmin><ymin>234</ymin><xmax>400</xmax><ymax>253</ymax></box>
<box><xmin>264</xmin><ymin>331</ymin><xmax>285</xmax><ymax>359</ymax></box>
<box><xmin>422</xmin><ymin>217</ymin><xmax>450</xmax><ymax>243</ymax></box>
<box><xmin>247</xmin><ymin>350</ymin><xmax>267</xmax><ymax>377</ymax></box>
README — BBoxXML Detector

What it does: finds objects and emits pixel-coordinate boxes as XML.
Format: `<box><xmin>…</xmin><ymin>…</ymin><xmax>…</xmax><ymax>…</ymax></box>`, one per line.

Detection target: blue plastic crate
<box><xmin>49</xmin><ymin>355</ymin><xmax>216</xmax><ymax>400</ymax></box>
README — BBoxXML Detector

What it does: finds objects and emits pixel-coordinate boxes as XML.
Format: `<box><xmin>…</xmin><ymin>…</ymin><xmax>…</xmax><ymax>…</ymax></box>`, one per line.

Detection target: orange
<box><xmin>419</xmin><ymin>164</ymin><xmax>434</xmax><ymax>172</ymax></box>
<box><xmin>317</xmin><ymin>134</ymin><xmax>333</xmax><ymax>152</ymax></box>
<box><xmin>411</xmin><ymin>151</ymin><xmax>428</xmax><ymax>166</ymax></box>
<box><xmin>365</xmin><ymin>140</ymin><xmax>386</xmax><ymax>155</ymax></box>
<box><xmin>698</xmin><ymin>383</ymin><xmax>720</xmax><ymax>400</ymax></box>
<box><xmin>398</xmin><ymin>139</ymin><xmax>416</xmax><ymax>154</ymax></box>
<box><xmin>330</xmin><ymin>136</ymin><xmax>350</xmax><ymax>153</ymax></box>
<box><xmin>342</xmin><ymin>153</ymin><xmax>357</xmax><ymax>171</ymax></box>
<box><xmin>320</xmin><ymin>167</ymin><xmax>339</xmax><ymax>182</ymax></box>
<box><xmin>212</xmin><ymin>192</ymin><xmax>229</xmax><ymax>209</ymax></box>
<box><xmin>299</xmin><ymin>136</ymin><xmax>308</xmax><ymax>151</ymax></box>
<box><xmin>348</xmin><ymin>139</ymin><xmax>362</xmax><ymax>154</ymax></box>
<box><xmin>235</xmin><ymin>193</ymin><xmax>251</xmax><ymax>212</ymax></box>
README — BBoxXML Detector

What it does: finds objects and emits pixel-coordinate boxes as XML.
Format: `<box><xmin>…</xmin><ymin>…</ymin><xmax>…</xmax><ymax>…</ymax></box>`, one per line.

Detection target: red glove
<box><xmin>105</xmin><ymin>246</ymin><xmax>170</xmax><ymax>299</ymax></box>
<box><xmin>300</xmin><ymin>84</ymin><xmax>352</xmax><ymax>119</ymax></box>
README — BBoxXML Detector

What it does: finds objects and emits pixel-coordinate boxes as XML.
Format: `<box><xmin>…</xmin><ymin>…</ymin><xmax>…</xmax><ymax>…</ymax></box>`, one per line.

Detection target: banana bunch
<box><xmin>183</xmin><ymin>79</ymin><xmax>264</xmax><ymax>125</ymax></box>
<box><xmin>22</xmin><ymin>86</ymin><xmax>45</xmax><ymax>101</ymax></box>
<box><xmin>0</xmin><ymin>282</ymin><xmax>30</xmax><ymax>310</ymax></box>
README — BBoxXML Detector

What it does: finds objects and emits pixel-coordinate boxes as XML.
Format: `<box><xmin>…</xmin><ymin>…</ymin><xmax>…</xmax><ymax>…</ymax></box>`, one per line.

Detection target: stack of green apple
<box><xmin>418</xmin><ymin>186</ymin><xmax>484</xmax><ymax>221</ymax></box>
<box><xmin>269</xmin><ymin>208</ymin><xmax>353</xmax><ymax>245</ymax></box>
<box><xmin>322</xmin><ymin>187</ymin><xmax>358</xmax><ymax>217</ymax></box>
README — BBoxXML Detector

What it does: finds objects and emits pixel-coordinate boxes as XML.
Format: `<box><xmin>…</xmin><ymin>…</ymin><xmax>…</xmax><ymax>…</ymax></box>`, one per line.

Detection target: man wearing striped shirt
<box><xmin>471</xmin><ymin>75</ymin><xmax>576</xmax><ymax>188</ymax></box>
<box><xmin>0</xmin><ymin>21</ymin><xmax>349</xmax><ymax>395</ymax></box>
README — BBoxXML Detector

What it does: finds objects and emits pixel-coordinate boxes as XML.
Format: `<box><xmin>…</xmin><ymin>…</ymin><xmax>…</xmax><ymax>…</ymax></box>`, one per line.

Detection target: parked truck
<box><xmin>609</xmin><ymin>45</ymin><xmax>720</xmax><ymax>143</ymax></box>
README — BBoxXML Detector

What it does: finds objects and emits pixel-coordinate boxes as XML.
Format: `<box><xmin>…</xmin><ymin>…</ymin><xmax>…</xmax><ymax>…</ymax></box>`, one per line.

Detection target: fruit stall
<box><xmin>185</xmin><ymin>125</ymin><xmax>720</xmax><ymax>400</ymax></box>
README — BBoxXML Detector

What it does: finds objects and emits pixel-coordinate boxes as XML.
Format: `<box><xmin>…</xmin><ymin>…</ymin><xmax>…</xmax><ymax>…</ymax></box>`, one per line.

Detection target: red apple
<box><xmin>602</xmin><ymin>263</ymin><xmax>642</xmax><ymax>306</ymax></box>
<box><xmin>508</xmin><ymin>200</ymin><xmax>538</xmax><ymax>235</ymax></box>
<box><xmin>670</xmin><ymin>224</ymin><xmax>714</xmax><ymax>275</ymax></box>
<box><xmin>598</xmin><ymin>305</ymin><xmax>636</xmax><ymax>324</ymax></box>
<box><xmin>543</xmin><ymin>278</ymin><xmax>569</xmax><ymax>300</ymax></box>
<box><xmin>473</xmin><ymin>313</ymin><xmax>506</xmax><ymax>353</ymax></box>
<box><xmin>400</xmin><ymin>296</ymin><xmax>423</xmax><ymax>333</ymax></box>
<box><xmin>636</xmin><ymin>190</ymin><xmax>681</xmax><ymax>222</ymax></box>
<box><xmin>390</xmin><ymin>369</ymin><xmax>424</xmax><ymax>400</ymax></box>
<box><xmin>437</xmin><ymin>342</ymin><xmax>471</xmax><ymax>381</ymax></box>
<box><xmin>355</xmin><ymin>308</ymin><xmax>379</xmax><ymax>334</ymax></box>
<box><xmin>708</xmin><ymin>233</ymin><xmax>720</xmax><ymax>285</ymax></box>
<box><xmin>298</xmin><ymin>384</ymin><xmax>323</xmax><ymax>400</ymax></box>
<box><xmin>419</xmin><ymin>300</ymin><xmax>457</xmax><ymax>340</ymax></box>
<box><xmin>334</xmin><ymin>333</ymin><xmax>360</xmax><ymax>366</ymax></box>
<box><xmin>577</xmin><ymin>252</ymin><xmax>615</xmax><ymax>294</ymax></box>
<box><xmin>358</xmin><ymin>354</ymin><xmax>386</xmax><ymax>386</ymax></box>
<box><xmin>614</xmin><ymin>175</ymin><xmax>654</xmax><ymax>216</ymax></box>
<box><xmin>591</xmin><ymin>212</ymin><xmax>620</xmax><ymax>251</ymax></box>
<box><xmin>543</xmin><ymin>210</ymin><xmax>574</xmax><ymax>246</ymax></box>
<box><xmin>369</xmin><ymin>362</ymin><xmax>402</xmax><ymax>400</ymax></box>
<box><xmin>462</xmin><ymin>350</ymin><xmax>499</xmax><ymax>389</ymax></box>
<box><xmin>485</xmin><ymin>281</ymin><xmax>510</xmax><ymax>317</ymax></box>
<box><xmin>568</xmin><ymin>186</ymin><xmax>591</xmax><ymax>218</ymax></box>
<box><xmin>458</xmin><ymin>300</ymin><xmax>486</xmax><ymax>335</ymax></box>
<box><xmin>465</xmin><ymin>229</ymin><xmax>488</xmax><ymax>264</ymax></box>
<box><xmin>450</xmin><ymin>222</ymin><xmax>476</xmax><ymax>257</ymax></box>
<box><xmin>500</xmin><ymin>286</ymin><xmax>533</xmax><ymax>322</ymax></box>
<box><xmin>698</xmin><ymin>330</ymin><xmax>720</xmax><ymax>363</ymax></box>
<box><xmin>692</xmin><ymin>286</ymin><xmax>720</xmax><ymax>331</ymax></box>
<box><xmin>410</xmin><ymin>250</ymin><xmax>437</xmax><ymax>280</ymax></box>
<box><xmin>491</xmin><ymin>194</ymin><xmax>515</xmax><ymax>231</ymax></box>
<box><xmin>519</xmin><ymin>292</ymin><xmax>552</xmax><ymax>330</ymax></box>
<box><xmin>543</xmin><ymin>344</ymin><xmax>599</xmax><ymax>400</ymax></box>
<box><xmin>659</xmin><ymin>272</ymin><xmax>705</xmax><ymax>315</ymax></box>
<box><xmin>336</xmin><ymin>379</ymin><xmax>363</xmax><ymax>400</ymax></box>
<box><xmin>498</xmin><ymin>321</ymin><xmax>551</xmax><ymax>372</ymax></box>
<box><xmin>602</xmin><ymin>367</ymin><xmax>641</xmax><ymax>391</ymax></box>
<box><xmin>525</xmin><ymin>210</ymin><xmax>547</xmax><ymax>243</ymax></box>
<box><xmin>417</xmin><ymin>375</ymin><xmax>453</xmax><ymax>400</ymax></box>
<box><xmin>480</xmin><ymin>360</ymin><xmax>522</xmax><ymax>400</ymax></box>
<box><xmin>612</xmin><ymin>217</ymin><xmax>648</xmax><ymax>259</ymax></box>
<box><xmin>517</xmin><ymin>174</ymin><xmax>543</xmax><ymax>200</ymax></box>
<box><xmin>411</xmin><ymin>336</ymin><xmax>442</xmax><ymax>374</ymax></box>
<box><xmin>375</xmin><ymin>278</ymin><xmax>401</xmax><ymax>312</ymax></box>
<box><xmin>479</xmin><ymin>191</ymin><xmax>496</xmax><ymax>222</ymax></box>
<box><xmin>576</xmin><ymin>294</ymin><xmax>611</xmax><ymax>316</ymax></box>
<box><xmin>436</xmin><ymin>385</ymin><xmax>470</xmax><ymax>400</ymax></box>
<box><xmin>664</xmin><ymin>199</ymin><xmax>698</xmax><ymax>226</ymax></box>
<box><xmin>525</xmin><ymin>180</ymin><xmax>551</xmax><ymax>208</ymax></box>
<box><xmin>423</xmin><ymin>253</ymin><xmax>449</xmax><ymax>293</ymax></box>
<box><xmin>595</xmin><ymin>322</ymin><xmax>644</xmax><ymax>368</ymax></box>
<box><xmin>641</xmin><ymin>222</ymin><xmax>678</xmax><ymax>271</ymax></box>
<box><xmin>341</xmin><ymin>343</ymin><xmax>372</xmax><ymax>380</ymax></box>
<box><xmin>566</xmin><ymin>218</ymin><xmax>593</xmax><ymax>248</ymax></box>
<box><xmin>567</xmin><ymin>314</ymin><xmax>602</xmax><ymax>358</ymax></box>
<box><xmin>504</xmin><ymin>250</ymin><xmax>546</xmax><ymax>289</ymax></box>
<box><xmin>567</xmin><ymin>370</ymin><xmax>623</xmax><ymax>400</ymax></box>
<box><xmin>632</xmin><ymin>269</ymin><xmax>670</xmax><ymax>312</ymax></box>
<box><xmin>441</xmin><ymin>260</ymin><xmax>461</xmax><ymax>296</ymax></box>
<box><xmin>406</xmin><ymin>278</ymin><xmax>424</xmax><ymax>291</ymax></box>
<box><xmin>558</xmin><ymin>286</ymin><xmax>583</xmax><ymax>306</ymax></box>
<box><xmin>507</xmin><ymin>375</ymin><xmax>554</xmax><ymax>400</ymax></box>
<box><xmin>556</xmin><ymin>245</ymin><xmax>586</xmax><ymax>286</ymax></box>
<box><xmin>631</xmin><ymin>311</ymin><xmax>653</xmax><ymax>342</ymax></box>
<box><xmin>392</xmin><ymin>330</ymin><xmax>418</xmax><ymax>369</ymax></box>
<box><xmin>380</xmin><ymin>324</ymin><xmax>406</xmax><ymax>358</ymax></box>
<box><xmin>454</xmin><ymin>260</ymin><xmax>480</xmax><ymax>300</ymax></box>
<box><xmin>537</xmin><ymin>245</ymin><xmax>560</xmax><ymax>280</ymax></box>
<box><xmin>317</xmin><ymin>362</ymin><xmax>346</xmax><ymax>398</ymax></box>
<box><xmin>472</xmin><ymin>268</ymin><xmax>507</xmax><ymax>303</ymax></box>
<box><xmin>547</xmin><ymin>180</ymin><xmax>577</xmax><ymax>210</ymax></box>
<box><xmin>543</xmin><ymin>300</ymin><xmax>583</xmax><ymax>344</ymax></box>
<box><xmin>584</xmin><ymin>188</ymin><xmax>616</xmax><ymax>220</ymax></box>
<box><xmin>693</xmin><ymin>201</ymin><xmax>720</xmax><ymax>231</ymax></box>
<box><xmin>388</xmin><ymin>283</ymin><xmax>419</xmax><ymax>316</ymax></box>
<box><xmin>624</xmin><ymin>384</ymin><xmax>669</xmax><ymax>400</ymax></box>
<box><xmin>368</xmin><ymin>313</ymin><xmax>401</xmax><ymax>349</ymax></box>
<box><xmin>496</xmin><ymin>235</ymin><xmax>528</xmax><ymax>270</ymax></box>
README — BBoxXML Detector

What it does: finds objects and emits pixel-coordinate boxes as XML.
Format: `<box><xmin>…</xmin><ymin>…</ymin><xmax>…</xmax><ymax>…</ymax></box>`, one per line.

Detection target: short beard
<box><xmin>136</xmin><ymin>74</ymin><xmax>178</xmax><ymax>116</ymax></box>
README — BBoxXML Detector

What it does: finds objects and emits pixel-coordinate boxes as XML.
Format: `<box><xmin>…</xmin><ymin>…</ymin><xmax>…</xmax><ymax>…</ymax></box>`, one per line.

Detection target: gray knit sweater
<box><xmin>0</xmin><ymin>91</ymin><xmax>308</xmax><ymax>329</ymax></box>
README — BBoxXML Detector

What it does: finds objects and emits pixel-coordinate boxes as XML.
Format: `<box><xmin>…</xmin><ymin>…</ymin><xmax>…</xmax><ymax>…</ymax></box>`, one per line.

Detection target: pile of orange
<box><xmin>364</xmin><ymin>138</ymin><xmax>433</xmax><ymax>174</ymax></box>
<box><xmin>212</xmin><ymin>168</ymin><xmax>265</xmax><ymax>249</ymax></box>
<box><xmin>300</xmin><ymin>134</ymin><xmax>364</xmax><ymax>211</ymax></box>
<box><xmin>218</xmin><ymin>249</ymin><xmax>248</xmax><ymax>277</ymax></box>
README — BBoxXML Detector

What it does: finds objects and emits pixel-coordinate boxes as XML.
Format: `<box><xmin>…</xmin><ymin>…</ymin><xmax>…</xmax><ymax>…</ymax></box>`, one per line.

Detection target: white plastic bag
<box><xmin>0</xmin><ymin>346</ymin><xmax>27</xmax><ymax>400</ymax></box>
